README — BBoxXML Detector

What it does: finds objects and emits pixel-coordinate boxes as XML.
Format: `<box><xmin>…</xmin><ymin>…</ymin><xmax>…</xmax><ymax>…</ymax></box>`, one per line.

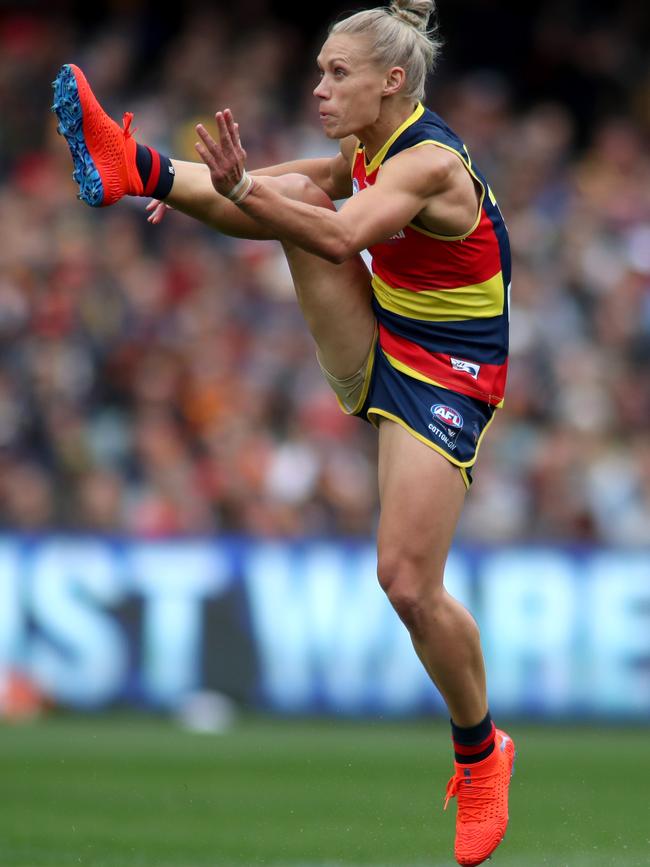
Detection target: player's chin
<box><xmin>322</xmin><ymin>120</ymin><xmax>351</xmax><ymax>140</ymax></box>
<box><xmin>319</xmin><ymin>117</ymin><xmax>336</xmax><ymax>136</ymax></box>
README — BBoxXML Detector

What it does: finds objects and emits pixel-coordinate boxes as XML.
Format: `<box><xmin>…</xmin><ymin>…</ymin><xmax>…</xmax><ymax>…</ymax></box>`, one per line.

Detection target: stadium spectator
<box><xmin>0</xmin><ymin>2</ymin><xmax>648</xmax><ymax>544</ymax></box>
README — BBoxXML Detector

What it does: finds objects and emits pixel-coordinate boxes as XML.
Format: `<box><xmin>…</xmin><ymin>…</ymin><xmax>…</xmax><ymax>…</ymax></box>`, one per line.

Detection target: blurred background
<box><xmin>1</xmin><ymin>0</ymin><xmax>650</xmax><ymax>542</ymax></box>
<box><xmin>0</xmin><ymin>1</ymin><xmax>649</xmax><ymax>864</ymax></box>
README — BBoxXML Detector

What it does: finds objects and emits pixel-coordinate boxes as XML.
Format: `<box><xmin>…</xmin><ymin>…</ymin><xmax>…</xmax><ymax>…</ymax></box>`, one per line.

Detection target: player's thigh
<box><xmin>276</xmin><ymin>175</ymin><xmax>375</xmax><ymax>378</ymax></box>
<box><xmin>376</xmin><ymin>419</ymin><xmax>466</xmax><ymax>587</ymax></box>
<box><xmin>287</xmin><ymin>251</ymin><xmax>375</xmax><ymax>376</ymax></box>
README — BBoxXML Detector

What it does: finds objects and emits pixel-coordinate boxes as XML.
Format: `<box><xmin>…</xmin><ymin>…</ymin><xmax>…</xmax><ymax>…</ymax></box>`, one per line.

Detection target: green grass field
<box><xmin>0</xmin><ymin>714</ymin><xmax>648</xmax><ymax>867</ymax></box>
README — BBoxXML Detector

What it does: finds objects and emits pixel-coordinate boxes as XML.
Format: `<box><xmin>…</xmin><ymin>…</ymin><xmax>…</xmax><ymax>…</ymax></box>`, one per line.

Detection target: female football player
<box><xmin>52</xmin><ymin>2</ymin><xmax>515</xmax><ymax>863</ymax></box>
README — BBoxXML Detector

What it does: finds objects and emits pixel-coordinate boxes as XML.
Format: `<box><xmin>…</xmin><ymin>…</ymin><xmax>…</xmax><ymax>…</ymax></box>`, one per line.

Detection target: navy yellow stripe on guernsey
<box><xmin>372</xmin><ymin>270</ymin><xmax>504</xmax><ymax>321</ymax></box>
<box><xmin>352</xmin><ymin>102</ymin><xmax>511</xmax><ymax>406</ymax></box>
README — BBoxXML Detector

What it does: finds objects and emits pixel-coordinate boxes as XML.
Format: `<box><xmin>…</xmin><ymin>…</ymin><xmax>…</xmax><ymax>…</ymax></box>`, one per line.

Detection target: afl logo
<box><xmin>431</xmin><ymin>404</ymin><xmax>464</xmax><ymax>429</ymax></box>
<box><xmin>352</xmin><ymin>178</ymin><xmax>360</xmax><ymax>195</ymax></box>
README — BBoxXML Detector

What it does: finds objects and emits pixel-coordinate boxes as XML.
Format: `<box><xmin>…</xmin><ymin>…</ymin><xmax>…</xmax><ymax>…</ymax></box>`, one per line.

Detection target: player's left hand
<box><xmin>145</xmin><ymin>199</ymin><xmax>173</xmax><ymax>224</ymax></box>
<box><xmin>195</xmin><ymin>110</ymin><xmax>248</xmax><ymax>199</ymax></box>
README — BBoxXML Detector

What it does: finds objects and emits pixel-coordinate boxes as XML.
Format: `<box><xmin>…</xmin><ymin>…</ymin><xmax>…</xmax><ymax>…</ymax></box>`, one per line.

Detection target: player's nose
<box><xmin>313</xmin><ymin>78</ymin><xmax>329</xmax><ymax>99</ymax></box>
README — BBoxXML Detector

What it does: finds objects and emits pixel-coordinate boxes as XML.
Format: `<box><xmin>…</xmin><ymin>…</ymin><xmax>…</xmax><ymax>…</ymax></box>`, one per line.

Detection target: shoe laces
<box><xmin>444</xmin><ymin>769</ymin><xmax>499</xmax><ymax>821</ymax></box>
<box><xmin>121</xmin><ymin>112</ymin><xmax>137</xmax><ymax>139</ymax></box>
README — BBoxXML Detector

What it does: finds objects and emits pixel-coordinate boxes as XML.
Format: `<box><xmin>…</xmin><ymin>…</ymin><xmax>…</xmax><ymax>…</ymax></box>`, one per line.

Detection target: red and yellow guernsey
<box><xmin>352</xmin><ymin>102</ymin><xmax>511</xmax><ymax>407</ymax></box>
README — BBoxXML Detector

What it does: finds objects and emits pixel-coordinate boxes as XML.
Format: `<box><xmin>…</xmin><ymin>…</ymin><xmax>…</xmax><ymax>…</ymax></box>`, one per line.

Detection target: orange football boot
<box><xmin>52</xmin><ymin>63</ymin><xmax>143</xmax><ymax>206</ymax></box>
<box><xmin>444</xmin><ymin>729</ymin><xmax>516</xmax><ymax>866</ymax></box>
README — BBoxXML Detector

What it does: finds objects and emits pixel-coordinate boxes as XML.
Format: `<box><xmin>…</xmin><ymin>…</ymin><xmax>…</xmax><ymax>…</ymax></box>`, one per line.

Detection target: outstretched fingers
<box><xmin>195</xmin><ymin>110</ymin><xmax>248</xmax><ymax>198</ymax></box>
<box><xmin>145</xmin><ymin>199</ymin><xmax>173</xmax><ymax>224</ymax></box>
<box><xmin>224</xmin><ymin>110</ymin><xmax>247</xmax><ymax>161</ymax></box>
<box><xmin>195</xmin><ymin>123</ymin><xmax>220</xmax><ymax>172</ymax></box>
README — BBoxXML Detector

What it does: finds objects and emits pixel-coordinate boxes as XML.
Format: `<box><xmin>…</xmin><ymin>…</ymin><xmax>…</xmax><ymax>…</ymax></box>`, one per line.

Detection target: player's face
<box><xmin>314</xmin><ymin>34</ymin><xmax>388</xmax><ymax>138</ymax></box>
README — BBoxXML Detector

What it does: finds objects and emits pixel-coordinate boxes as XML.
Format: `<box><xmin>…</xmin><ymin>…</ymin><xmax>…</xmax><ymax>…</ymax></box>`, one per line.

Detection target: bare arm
<box><xmin>195</xmin><ymin>110</ymin><xmax>467</xmax><ymax>263</ymax></box>
<box><xmin>243</xmin><ymin>149</ymin><xmax>453</xmax><ymax>262</ymax></box>
<box><xmin>250</xmin><ymin>142</ymin><xmax>354</xmax><ymax>200</ymax></box>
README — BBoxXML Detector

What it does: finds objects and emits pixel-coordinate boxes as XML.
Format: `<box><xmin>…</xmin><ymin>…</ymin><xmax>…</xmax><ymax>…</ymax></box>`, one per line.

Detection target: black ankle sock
<box><xmin>451</xmin><ymin>711</ymin><xmax>496</xmax><ymax>764</ymax></box>
<box><xmin>135</xmin><ymin>143</ymin><xmax>175</xmax><ymax>200</ymax></box>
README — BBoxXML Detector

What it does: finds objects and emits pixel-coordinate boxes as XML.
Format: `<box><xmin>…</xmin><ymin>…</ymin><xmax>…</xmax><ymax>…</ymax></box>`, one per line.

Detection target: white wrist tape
<box><xmin>226</xmin><ymin>171</ymin><xmax>255</xmax><ymax>204</ymax></box>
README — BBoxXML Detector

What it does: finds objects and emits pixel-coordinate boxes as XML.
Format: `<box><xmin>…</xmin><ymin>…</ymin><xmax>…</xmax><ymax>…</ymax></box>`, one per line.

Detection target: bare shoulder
<box><xmin>379</xmin><ymin>143</ymin><xmax>465</xmax><ymax>193</ymax></box>
<box><xmin>360</xmin><ymin>142</ymin><xmax>480</xmax><ymax>236</ymax></box>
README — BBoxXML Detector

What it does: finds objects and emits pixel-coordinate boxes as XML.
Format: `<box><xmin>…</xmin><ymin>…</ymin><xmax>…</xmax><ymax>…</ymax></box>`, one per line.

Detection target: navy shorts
<box><xmin>348</xmin><ymin>342</ymin><xmax>496</xmax><ymax>487</ymax></box>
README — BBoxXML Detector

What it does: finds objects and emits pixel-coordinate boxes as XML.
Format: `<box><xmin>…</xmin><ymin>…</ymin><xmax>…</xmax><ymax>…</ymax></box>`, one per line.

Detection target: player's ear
<box><xmin>383</xmin><ymin>67</ymin><xmax>406</xmax><ymax>96</ymax></box>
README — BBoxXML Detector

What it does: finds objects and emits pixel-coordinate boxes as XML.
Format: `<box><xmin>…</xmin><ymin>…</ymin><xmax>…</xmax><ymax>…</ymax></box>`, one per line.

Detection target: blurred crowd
<box><xmin>0</xmin><ymin>1</ymin><xmax>649</xmax><ymax>543</ymax></box>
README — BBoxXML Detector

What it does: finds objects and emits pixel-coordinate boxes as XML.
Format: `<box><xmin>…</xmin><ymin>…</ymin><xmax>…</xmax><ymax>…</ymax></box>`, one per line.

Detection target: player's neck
<box><xmin>359</xmin><ymin>98</ymin><xmax>420</xmax><ymax>163</ymax></box>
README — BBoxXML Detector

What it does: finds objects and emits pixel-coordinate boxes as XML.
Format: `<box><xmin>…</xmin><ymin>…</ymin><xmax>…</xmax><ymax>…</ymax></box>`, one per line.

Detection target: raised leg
<box><xmin>51</xmin><ymin>61</ymin><xmax>373</xmax><ymax>377</ymax></box>
<box><xmin>167</xmin><ymin>166</ymin><xmax>376</xmax><ymax>378</ymax></box>
<box><xmin>166</xmin><ymin>160</ymin><xmax>276</xmax><ymax>239</ymax></box>
<box><xmin>277</xmin><ymin>177</ymin><xmax>375</xmax><ymax>378</ymax></box>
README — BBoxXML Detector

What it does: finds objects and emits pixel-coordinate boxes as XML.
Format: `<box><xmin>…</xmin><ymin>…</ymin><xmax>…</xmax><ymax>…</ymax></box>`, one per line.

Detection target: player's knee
<box><xmin>389</xmin><ymin>589</ymin><xmax>425</xmax><ymax>635</ymax></box>
<box><xmin>377</xmin><ymin>552</ymin><xmax>442</xmax><ymax>637</ymax></box>
<box><xmin>275</xmin><ymin>172</ymin><xmax>335</xmax><ymax>210</ymax></box>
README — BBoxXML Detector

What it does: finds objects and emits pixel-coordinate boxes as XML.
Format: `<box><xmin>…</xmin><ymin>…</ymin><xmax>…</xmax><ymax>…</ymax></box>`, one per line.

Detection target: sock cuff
<box><xmin>452</xmin><ymin>723</ymin><xmax>496</xmax><ymax>756</ymax></box>
<box><xmin>450</xmin><ymin>711</ymin><xmax>496</xmax><ymax>764</ymax></box>
<box><xmin>135</xmin><ymin>143</ymin><xmax>175</xmax><ymax>200</ymax></box>
<box><xmin>143</xmin><ymin>147</ymin><xmax>161</xmax><ymax>197</ymax></box>
<box><xmin>451</xmin><ymin>711</ymin><xmax>493</xmax><ymax>741</ymax></box>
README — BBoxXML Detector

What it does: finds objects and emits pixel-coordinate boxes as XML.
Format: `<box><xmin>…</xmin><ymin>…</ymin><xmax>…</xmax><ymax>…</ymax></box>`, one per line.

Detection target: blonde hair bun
<box><xmin>389</xmin><ymin>0</ymin><xmax>436</xmax><ymax>33</ymax></box>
